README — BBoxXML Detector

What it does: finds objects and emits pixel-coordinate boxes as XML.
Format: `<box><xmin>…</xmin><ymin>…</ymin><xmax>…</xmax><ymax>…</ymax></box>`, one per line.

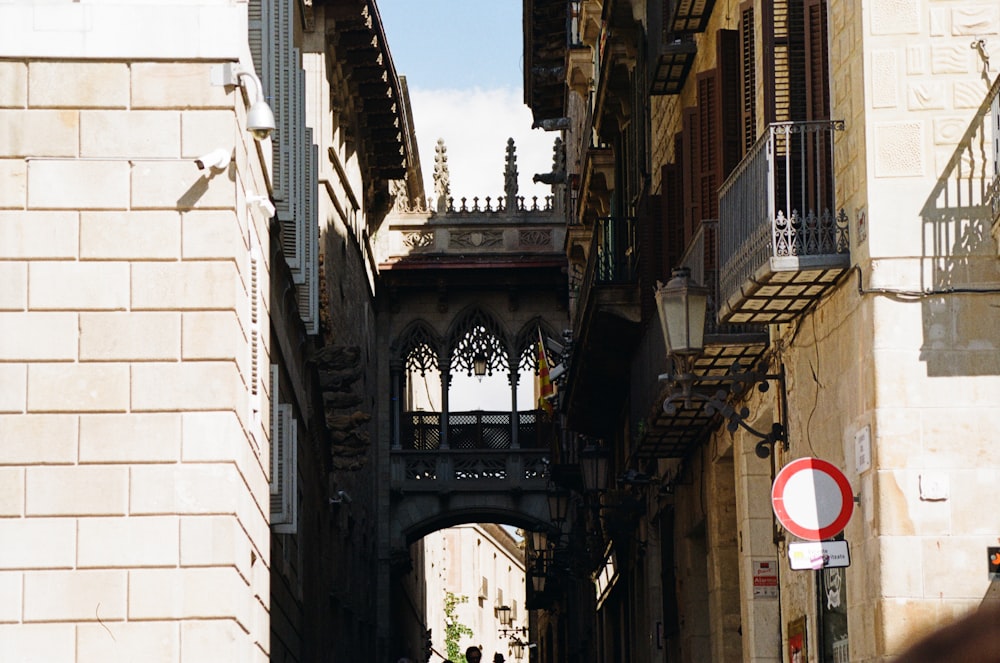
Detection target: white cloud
<box><xmin>407</xmin><ymin>86</ymin><xmax>558</xmax><ymax>207</ymax></box>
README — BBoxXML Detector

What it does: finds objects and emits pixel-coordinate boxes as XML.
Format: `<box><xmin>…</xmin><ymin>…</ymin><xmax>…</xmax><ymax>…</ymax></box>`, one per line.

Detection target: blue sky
<box><xmin>377</xmin><ymin>0</ymin><xmax>525</xmax><ymax>90</ymax></box>
<box><xmin>376</xmin><ymin>0</ymin><xmax>555</xmax><ymax>201</ymax></box>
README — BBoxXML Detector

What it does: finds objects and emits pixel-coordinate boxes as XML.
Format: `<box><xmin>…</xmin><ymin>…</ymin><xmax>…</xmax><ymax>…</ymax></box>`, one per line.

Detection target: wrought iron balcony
<box><xmin>565</xmin><ymin>216</ymin><xmax>642</xmax><ymax>438</ymax></box>
<box><xmin>574</xmin><ymin>216</ymin><xmax>639</xmax><ymax>332</ymax></box>
<box><xmin>718</xmin><ymin>120</ymin><xmax>850</xmax><ymax>324</ymax></box>
<box><xmin>631</xmin><ymin>221</ymin><xmax>768</xmax><ymax>459</ymax></box>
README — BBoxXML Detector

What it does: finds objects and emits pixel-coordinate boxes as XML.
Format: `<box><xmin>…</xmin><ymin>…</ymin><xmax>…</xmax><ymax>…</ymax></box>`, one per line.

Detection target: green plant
<box><xmin>443</xmin><ymin>591</ymin><xmax>473</xmax><ymax>662</ymax></box>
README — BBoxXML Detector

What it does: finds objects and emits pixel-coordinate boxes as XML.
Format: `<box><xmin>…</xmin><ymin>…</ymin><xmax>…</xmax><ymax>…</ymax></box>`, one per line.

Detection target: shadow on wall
<box><xmin>919</xmin><ymin>73</ymin><xmax>1000</xmax><ymax>377</ymax></box>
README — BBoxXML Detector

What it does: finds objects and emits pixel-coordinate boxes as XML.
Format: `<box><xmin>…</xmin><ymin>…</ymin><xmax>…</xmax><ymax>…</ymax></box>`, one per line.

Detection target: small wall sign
<box><xmin>753</xmin><ymin>559</ymin><xmax>778</xmax><ymax>599</ymax></box>
<box><xmin>788</xmin><ymin>540</ymin><xmax>851</xmax><ymax>570</ymax></box>
<box><xmin>989</xmin><ymin>547</ymin><xmax>1000</xmax><ymax>581</ymax></box>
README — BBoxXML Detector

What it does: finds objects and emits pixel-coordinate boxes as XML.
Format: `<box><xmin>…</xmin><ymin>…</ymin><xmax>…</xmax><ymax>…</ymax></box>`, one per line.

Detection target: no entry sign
<box><xmin>771</xmin><ymin>457</ymin><xmax>853</xmax><ymax>541</ymax></box>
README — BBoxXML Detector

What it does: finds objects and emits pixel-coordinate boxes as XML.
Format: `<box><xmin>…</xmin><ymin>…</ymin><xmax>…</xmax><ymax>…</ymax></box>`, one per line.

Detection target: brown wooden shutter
<box><xmin>661</xmin><ymin>162</ymin><xmax>685</xmax><ymax>274</ymax></box>
<box><xmin>739</xmin><ymin>1</ymin><xmax>758</xmax><ymax>151</ymax></box>
<box><xmin>768</xmin><ymin>0</ymin><xmax>806</xmax><ymax>122</ymax></box>
<box><xmin>639</xmin><ymin>193</ymin><xmax>663</xmax><ymax>321</ymax></box>
<box><xmin>804</xmin><ymin>0</ymin><xmax>829</xmax><ymax>121</ymax></box>
<box><xmin>681</xmin><ymin>108</ymin><xmax>700</xmax><ymax>246</ymax></box>
<box><xmin>717</xmin><ymin>30</ymin><xmax>742</xmax><ymax>179</ymax></box>
<box><xmin>804</xmin><ymin>0</ymin><xmax>831</xmax><ymax>213</ymax></box>
<box><xmin>696</xmin><ymin>72</ymin><xmax>718</xmax><ymax>221</ymax></box>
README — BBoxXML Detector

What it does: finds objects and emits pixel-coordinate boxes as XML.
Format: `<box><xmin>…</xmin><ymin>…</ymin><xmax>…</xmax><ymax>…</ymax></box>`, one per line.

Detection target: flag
<box><xmin>536</xmin><ymin>329</ymin><xmax>554</xmax><ymax>416</ymax></box>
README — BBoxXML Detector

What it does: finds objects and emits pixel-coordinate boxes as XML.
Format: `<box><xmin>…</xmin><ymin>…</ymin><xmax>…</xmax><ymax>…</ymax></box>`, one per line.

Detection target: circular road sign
<box><xmin>771</xmin><ymin>457</ymin><xmax>853</xmax><ymax>541</ymax></box>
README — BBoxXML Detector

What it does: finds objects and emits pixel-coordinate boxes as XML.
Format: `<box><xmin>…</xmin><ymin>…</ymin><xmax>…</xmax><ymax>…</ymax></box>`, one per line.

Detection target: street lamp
<box><xmin>531</xmin><ymin>570</ymin><xmax>546</xmax><ymax>594</ymax></box>
<box><xmin>654</xmin><ymin>267</ymin><xmax>708</xmax><ymax>370</ymax></box>
<box><xmin>579</xmin><ymin>441</ymin><xmax>611</xmax><ymax>494</ymax></box>
<box><xmin>529</xmin><ymin>530</ymin><xmax>547</xmax><ymax>555</ymax></box>
<box><xmin>654</xmin><ymin>267</ymin><xmax>787</xmax><ymax>457</ymax></box>
<box><xmin>546</xmin><ymin>486</ymin><xmax>570</xmax><ymax>526</ymax></box>
<box><xmin>495</xmin><ymin>604</ymin><xmax>512</xmax><ymax>627</ymax></box>
<box><xmin>510</xmin><ymin>638</ymin><xmax>526</xmax><ymax>661</ymax></box>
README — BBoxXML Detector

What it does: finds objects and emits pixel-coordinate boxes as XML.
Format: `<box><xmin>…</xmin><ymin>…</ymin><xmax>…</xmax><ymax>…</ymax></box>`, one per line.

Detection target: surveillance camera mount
<box><xmin>211</xmin><ymin>62</ymin><xmax>275</xmax><ymax>141</ymax></box>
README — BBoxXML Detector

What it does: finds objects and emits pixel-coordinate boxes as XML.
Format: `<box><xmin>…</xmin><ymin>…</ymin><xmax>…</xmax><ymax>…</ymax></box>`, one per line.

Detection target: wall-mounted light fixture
<box><xmin>211</xmin><ymin>62</ymin><xmax>275</xmax><ymax>141</ymax></box>
<box><xmin>473</xmin><ymin>352</ymin><xmax>488</xmax><ymax>380</ymax></box>
<box><xmin>655</xmin><ymin>267</ymin><xmax>787</xmax><ymax>458</ymax></box>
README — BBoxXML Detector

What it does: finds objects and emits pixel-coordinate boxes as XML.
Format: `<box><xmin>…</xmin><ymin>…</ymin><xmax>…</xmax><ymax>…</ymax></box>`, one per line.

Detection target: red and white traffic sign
<box><xmin>771</xmin><ymin>457</ymin><xmax>853</xmax><ymax>541</ymax></box>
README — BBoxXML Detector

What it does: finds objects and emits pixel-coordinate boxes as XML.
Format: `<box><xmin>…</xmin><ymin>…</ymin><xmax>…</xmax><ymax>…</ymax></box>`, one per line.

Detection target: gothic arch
<box><xmin>446</xmin><ymin>305</ymin><xmax>512</xmax><ymax>377</ymax></box>
<box><xmin>514</xmin><ymin>317</ymin><xmax>563</xmax><ymax>376</ymax></box>
<box><xmin>392</xmin><ymin>319</ymin><xmax>443</xmax><ymax>375</ymax></box>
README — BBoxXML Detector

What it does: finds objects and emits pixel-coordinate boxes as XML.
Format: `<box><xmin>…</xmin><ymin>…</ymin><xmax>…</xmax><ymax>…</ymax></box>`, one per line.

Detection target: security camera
<box><xmin>247</xmin><ymin>195</ymin><xmax>276</xmax><ymax>218</ymax></box>
<box><xmin>330</xmin><ymin>489</ymin><xmax>352</xmax><ymax>505</ymax></box>
<box><xmin>246</xmin><ymin>100</ymin><xmax>276</xmax><ymax>141</ymax></box>
<box><xmin>194</xmin><ymin>148</ymin><xmax>231</xmax><ymax>171</ymax></box>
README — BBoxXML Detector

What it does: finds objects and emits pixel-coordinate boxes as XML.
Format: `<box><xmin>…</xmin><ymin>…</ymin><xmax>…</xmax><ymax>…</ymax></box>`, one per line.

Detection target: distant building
<box><xmin>421</xmin><ymin>524</ymin><xmax>527</xmax><ymax>663</ymax></box>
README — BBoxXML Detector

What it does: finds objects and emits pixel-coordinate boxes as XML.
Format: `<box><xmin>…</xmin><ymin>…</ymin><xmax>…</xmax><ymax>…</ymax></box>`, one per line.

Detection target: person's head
<box><xmin>894</xmin><ymin>602</ymin><xmax>1000</xmax><ymax>663</ymax></box>
<box><xmin>465</xmin><ymin>646</ymin><xmax>482</xmax><ymax>663</ymax></box>
<box><xmin>493</xmin><ymin>654</ymin><xmax>505</xmax><ymax>663</ymax></box>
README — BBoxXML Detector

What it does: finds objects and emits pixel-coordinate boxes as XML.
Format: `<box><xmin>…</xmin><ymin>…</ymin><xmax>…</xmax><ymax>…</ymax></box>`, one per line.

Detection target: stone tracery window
<box><xmin>449</xmin><ymin>309</ymin><xmax>509</xmax><ymax>377</ymax></box>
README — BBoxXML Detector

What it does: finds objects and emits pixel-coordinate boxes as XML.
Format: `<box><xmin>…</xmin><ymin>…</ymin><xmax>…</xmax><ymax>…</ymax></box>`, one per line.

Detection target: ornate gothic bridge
<box><xmin>376</xmin><ymin>138</ymin><xmax>569</xmax><ymax>553</ymax></box>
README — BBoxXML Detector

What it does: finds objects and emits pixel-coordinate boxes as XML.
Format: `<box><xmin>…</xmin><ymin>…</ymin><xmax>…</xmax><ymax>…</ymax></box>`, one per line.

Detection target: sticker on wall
<box><xmin>989</xmin><ymin>547</ymin><xmax>1000</xmax><ymax>581</ymax></box>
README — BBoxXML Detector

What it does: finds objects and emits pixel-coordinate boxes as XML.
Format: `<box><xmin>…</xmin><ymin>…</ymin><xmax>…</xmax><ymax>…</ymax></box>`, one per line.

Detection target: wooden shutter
<box><xmin>717</xmin><ymin>30</ymin><xmax>742</xmax><ymax>179</ymax></box>
<box><xmin>299</xmin><ymin>133</ymin><xmax>319</xmax><ymax>335</ymax></box>
<box><xmin>661</xmin><ymin>161</ymin><xmax>685</xmax><ymax>273</ymax></box>
<box><xmin>272</xmin><ymin>0</ymin><xmax>294</xmax><ymax>208</ymax></box>
<box><xmin>804</xmin><ymin>0</ymin><xmax>831</xmax><ymax>213</ymax></box>
<box><xmin>739</xmin><ymin>1</ymin><xmax>758</xmax><ymax>151</ymax></box>
<box><xmin>804</xmin><ymin>0</ymin><xmax>829</xmax><ymax>121</ymax></box>
<box><xmin>269</xmin><ymin>364</ymin><xmax>280</xmax><ymax>486</ymax></box>
<box><xmin>696</xmin><ymin>70</ymin><xmax>719</xmax><ymax>221</ymax></box>
<box><xmin>770</xmin><ymin>0</ymin><xmax>806</xmax><ymax>122</ymax></box>
<box><xmin>639</xmin><ymin>193</ymin><xmax>662</xmax><ymax>321</ymax></box>
<box><xmin>250</xmin><ymin>240</ymin><xmax>263</xmax><ymax>449</ymax></box>
<box><xmin>248</xmin><ymin>0</ymin><xmax>264</xmax><ymax>78</ymax></box>
<box><xmin>279</xmin><ymin>49</ymin><xmax>305</xmax><ymax>268</ymax></box>
<box><xmin>681</xmin><ymin>108</ymin><xmax>700</xmax><ymax>245</ymax></box>
<box><xmin>272</xmin><ymin>406</ymin><xmax>298</xmax><ymax>533</ymax></box>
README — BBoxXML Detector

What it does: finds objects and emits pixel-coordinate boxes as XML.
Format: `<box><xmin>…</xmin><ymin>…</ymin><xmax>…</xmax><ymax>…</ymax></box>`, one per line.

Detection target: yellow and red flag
<box><xmin>537</xmin><ymin>329</ymin><xmax>554</xmax><ymax>415</ymax></box>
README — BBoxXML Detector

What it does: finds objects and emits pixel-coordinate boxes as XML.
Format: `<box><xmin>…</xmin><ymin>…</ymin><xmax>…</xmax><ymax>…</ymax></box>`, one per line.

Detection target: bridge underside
<box><xmin>390</xmin><ymin>489</ymin><xmax>552</xmax><ymax>550</ymax></box>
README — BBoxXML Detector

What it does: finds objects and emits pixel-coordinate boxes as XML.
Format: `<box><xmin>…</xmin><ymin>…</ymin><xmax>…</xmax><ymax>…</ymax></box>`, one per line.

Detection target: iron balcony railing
<box><xmin>398</xmin><ymin>410</ymin><xmax>551</xmax><ymax>451</ymax></box>
<box><xmin>392</xmin><ymin>410</ymin><xmax>551</xmax><ymax>491</ymax></box>
<box><xmin>680</xmin><ymin>220</ymin><xmax>768</xmax><ymax>338</ymax></box>
<box><xmin>718</xmin><ymin>120</ymin><xmax>849</xmax><ymax>314</ymax></box>
<box><xmin>595</xmin><ymin>216</ymin><xmax>637</xmax><ymax>283</ymax></box>
<box><xmin>574</xmin><ymin>215</ymin><xmax>638</xmax><ymax>331</ymax></box>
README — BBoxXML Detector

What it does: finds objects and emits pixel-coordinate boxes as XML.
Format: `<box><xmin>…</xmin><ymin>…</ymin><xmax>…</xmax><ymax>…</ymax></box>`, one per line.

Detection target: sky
<box><xmin>376</xmin><ymin>0</ymin><xmax>557</xmax><ymax>203</ymax></box>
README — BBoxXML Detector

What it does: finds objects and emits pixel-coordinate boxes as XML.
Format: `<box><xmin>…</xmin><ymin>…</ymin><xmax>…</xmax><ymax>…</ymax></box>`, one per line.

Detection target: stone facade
<box><xmin>527</xmin><ymin>0</ymin><xmax>1000</xmax><ymax>661</ymax></box>
<box><xmin>0</xmin><ymin>25</ymin><xmax>273</xmax><ymax>663</ymax></box>
<box><xmin>0</xmin><ymin>2</ymin><xmax>407</xmax><ymax>661</ymax></box>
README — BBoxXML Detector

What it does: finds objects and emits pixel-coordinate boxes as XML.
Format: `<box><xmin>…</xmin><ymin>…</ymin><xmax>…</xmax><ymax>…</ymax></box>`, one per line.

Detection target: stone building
<box><xmin>0</xmin><ymin>1</ymin><xmax>412</xmax><ymax>660</ymax></box>
<box><xmin>411</xmin><ymin>524</ymin><xmax>527</xmax><ymax>663</ymax></box>
<box><xmin>523</xmin><ymin>0</ymin><xmax>1000</xmax><ymax>662</ymax></box>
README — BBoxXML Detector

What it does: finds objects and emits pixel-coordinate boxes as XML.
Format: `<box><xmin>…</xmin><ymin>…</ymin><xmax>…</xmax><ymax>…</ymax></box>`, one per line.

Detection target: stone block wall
<box><xmin>0</xmin><ymin>51</ymin><xmax>273</xmax><ymax>663</ymax></box>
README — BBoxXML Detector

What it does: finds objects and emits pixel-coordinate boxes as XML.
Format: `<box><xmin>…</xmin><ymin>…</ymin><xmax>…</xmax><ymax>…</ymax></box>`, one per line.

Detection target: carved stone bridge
<box><xmin>374</xmin><ymin>136</ymin><xmax>569</xmax><ymax>643</ymax></box>
<box><xmin>389</xmin><ymin>410</ymin><xmax>554</xmax><ymax>548</ymax></box>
